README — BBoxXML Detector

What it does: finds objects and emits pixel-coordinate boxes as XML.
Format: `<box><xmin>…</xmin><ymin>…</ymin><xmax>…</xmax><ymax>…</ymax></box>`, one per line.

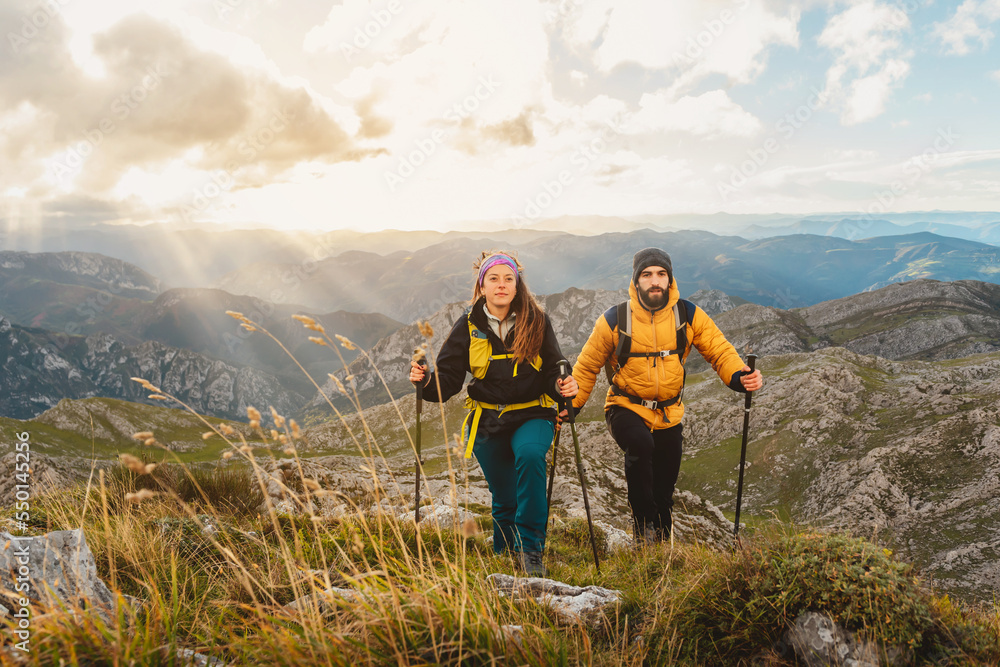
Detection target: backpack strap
<box><xmin>603</xmin><ymin>298</ymin><xmax>697</xmax><ymax>407</ymax></box>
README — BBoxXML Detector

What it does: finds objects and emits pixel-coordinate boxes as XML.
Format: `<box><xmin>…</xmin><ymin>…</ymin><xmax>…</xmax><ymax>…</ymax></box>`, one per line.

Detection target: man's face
<box><xmin>637</xmin><ymin>266</ymin><xmax>670</xmax><ymax>309</ymax></box>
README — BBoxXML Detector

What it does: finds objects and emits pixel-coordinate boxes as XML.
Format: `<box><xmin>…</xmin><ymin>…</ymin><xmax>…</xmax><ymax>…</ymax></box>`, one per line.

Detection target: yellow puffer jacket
<box><xmin>572</xmin><ymin>280</ymin><xmax>746</xmax><ymax>429</ymax></box>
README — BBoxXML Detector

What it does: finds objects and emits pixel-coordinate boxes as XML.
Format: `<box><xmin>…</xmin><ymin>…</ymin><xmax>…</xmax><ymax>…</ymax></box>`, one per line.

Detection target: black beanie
<box><xmin>632</xmin><ymin>247</ymin><xmax>673</xmax><ymax>286</ymax></box>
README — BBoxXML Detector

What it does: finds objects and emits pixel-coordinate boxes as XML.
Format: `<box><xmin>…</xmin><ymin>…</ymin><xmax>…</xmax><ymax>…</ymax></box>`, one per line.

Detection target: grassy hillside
<box><xmin>2</xmin><ymin>456</ymin><xmax>998</xmax><ymax>666</ymax></box>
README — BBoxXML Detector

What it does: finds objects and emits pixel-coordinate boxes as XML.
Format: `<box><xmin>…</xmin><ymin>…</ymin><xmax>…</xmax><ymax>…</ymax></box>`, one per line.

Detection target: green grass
<box><xmin>4</xmin><ymin>313</ymin><xmax>1000</xmax><ymax>665</ymax></box>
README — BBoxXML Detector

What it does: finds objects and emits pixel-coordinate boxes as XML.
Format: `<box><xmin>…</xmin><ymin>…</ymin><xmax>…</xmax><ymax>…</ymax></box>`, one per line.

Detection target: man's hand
<box><xmin>739</xmin><ymin>366</ymin><xmax>763</xmax><ymax>392</ymax></box>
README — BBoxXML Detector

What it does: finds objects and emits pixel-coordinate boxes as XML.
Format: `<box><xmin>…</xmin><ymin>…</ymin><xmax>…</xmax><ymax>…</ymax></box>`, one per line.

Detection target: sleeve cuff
<box><xmin>728</xmin><ymin>370</ymin><xmax>748</xmax><ymax>393</ymax></box>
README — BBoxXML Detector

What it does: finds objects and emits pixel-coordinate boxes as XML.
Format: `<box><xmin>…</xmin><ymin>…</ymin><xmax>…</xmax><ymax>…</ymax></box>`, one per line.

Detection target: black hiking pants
<box><xmin>605</xmin><ymin>406</ymin><xmax>683</xmax><ymax>541</ymax></box>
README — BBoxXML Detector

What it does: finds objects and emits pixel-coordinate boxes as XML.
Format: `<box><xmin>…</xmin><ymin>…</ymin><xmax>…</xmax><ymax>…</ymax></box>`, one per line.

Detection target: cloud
<box><xmin>818</xmin><ymin>1</ymin><xmax>912</xmax><ymax>125</ymax></box>
<box><xmin>933</xmin><ymin>0</ymin><xmax>1000</xmax><ymax>55</ymax></box>
<box><xmin>560</xmin><ymin>0</ymin><xmax>798</xmax><ymax>87</ymax></box>
<box><xmin>0</xmin><ymin>11</ymin><xmax>379</xmax><ymax>197</ymax></box>
<box><xmin>631</xmin><ymin>90</ymin><xmax>762</xmax><ymax>139</ymax></box>
<box><xmin>480</xmin><ymin>112</ymin><xmax>536</xmax><ymax>149</ymax></box>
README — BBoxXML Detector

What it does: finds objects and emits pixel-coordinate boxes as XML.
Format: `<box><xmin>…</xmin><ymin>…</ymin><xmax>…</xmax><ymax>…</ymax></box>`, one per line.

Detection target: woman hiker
<box><xmin>409</xmin><ymin>250</ymin><xmax>578</xmax><ymax>577</ymax></box>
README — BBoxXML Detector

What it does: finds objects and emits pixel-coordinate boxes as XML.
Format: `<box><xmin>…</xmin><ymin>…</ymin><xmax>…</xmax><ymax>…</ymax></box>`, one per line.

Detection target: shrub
<box><xmin>669</xmin><ymin>529</ymin><xmax>936</xmax><ymax>664</ymax></box>
<box><xmin>174</xmin><ymin>463</ymin><xmax>265</xmax><ymax>516</ymax></box>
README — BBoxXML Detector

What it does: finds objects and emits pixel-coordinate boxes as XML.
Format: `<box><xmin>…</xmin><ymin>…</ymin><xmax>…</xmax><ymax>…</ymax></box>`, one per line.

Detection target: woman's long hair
<box><xmin>471</xmin><ymin>250</ymin><xmax>546</xmax><ymax>364</ymax></box>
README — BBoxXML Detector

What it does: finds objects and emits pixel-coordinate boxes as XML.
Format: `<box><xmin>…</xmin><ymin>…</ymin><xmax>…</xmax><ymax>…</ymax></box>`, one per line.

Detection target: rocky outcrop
<box><xmin>781</xmin><ymin>611</ymin><xmax>907</xmax><ymax>667</ymax></box>
<box><xmin>716</xmin><ymin>279</ymin><xmax>1000</xmax><ymax>363</ymax></box>
<box><xmin>681</xmin><ymin>346</ymin><xmax>1000</xmax><ymax>601</ymax></box>
<box><xmin>0</xmin><ymin>316</ymin><xmax>304</xmax><ymax>420</ymax></box>
<box><xmin>0</xmin><ymin>453</ymin><xmax>108</xmax><ymax>508</ymax></box>
<box><xmin>486</xmin><ymin>574</ymin><xmax>622</xmax><ymax>627</ymax></box>
<box><xmin>0</xmin><ymin>529</ymin><xmax>116</xmax><ymax>614</ymax></box>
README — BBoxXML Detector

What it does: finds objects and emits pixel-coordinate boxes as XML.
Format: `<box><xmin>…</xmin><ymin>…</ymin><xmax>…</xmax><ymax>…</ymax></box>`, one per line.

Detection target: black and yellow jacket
<box><xmin>421</xmin><ymin>298</ymin><xmax>565</xmax><ymax>454</ymax></box>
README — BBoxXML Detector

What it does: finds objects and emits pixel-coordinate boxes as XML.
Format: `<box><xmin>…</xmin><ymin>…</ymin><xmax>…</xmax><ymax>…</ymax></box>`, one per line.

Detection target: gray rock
<box><xmin>486</xmin><ymin>573</ymin><xmax>622</xmax><ymax>627</ymax></box>
<box><xmin>284</xmin><ymin>586</ymin><xmax>367</xmax><ymax>614</ymax></box>
<box><xmin>785</xmin><ymin>611</ymin><xmax>907</xmax><ymax>667</ymax></box>
<box><xmin>173</xmin><ymin>648</ymin><xmax>229</xmax><ymax>667</ymax></box>
<box><xmin>0</xmin><ymin>529</ymin><xmax>115</xmax><ymax>616</ymax></box>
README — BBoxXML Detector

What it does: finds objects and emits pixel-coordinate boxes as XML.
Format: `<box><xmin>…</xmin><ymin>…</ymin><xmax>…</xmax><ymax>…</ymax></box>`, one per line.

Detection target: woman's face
<box><xmin>481</xmin><ymin>264</ymin><xmax>516</xmax><ymax>312</ymax></box>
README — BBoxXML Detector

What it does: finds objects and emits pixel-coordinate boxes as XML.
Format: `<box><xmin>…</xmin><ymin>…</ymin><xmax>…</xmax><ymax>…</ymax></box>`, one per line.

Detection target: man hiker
<box><xmin>570</xmin><ymin>247</ymin><xmax>763</xmax><ymax>545</ymax></box>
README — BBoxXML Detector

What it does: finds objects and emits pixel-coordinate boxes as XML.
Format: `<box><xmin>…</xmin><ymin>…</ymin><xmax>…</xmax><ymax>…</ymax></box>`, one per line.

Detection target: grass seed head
<box><xmin>222</xmin><ymin>451</ymin><xmax>234</xmax><ymax>460</ymax></box>
<box><xmin>418</xmin><ymin>321</ymin><xmax>434</xmax><ymax>338</ymax></box>
<box><xmin>125</xmin><ymin>489</ymin><xmax>157</xmax><ymax>503</ymax></box>
<box><xmin>130</xmin><ymin>377</ymin><xmax>161</xmax><ymax>393</ymax></box>
<box><xmin>202</xmin><ymin>431</ymin><xmax>215</xmax><ymax>440</ymax></box>
<box><xmin>308</xmin><ymin>336</ymin><xmax>328</xmax><ymax>346</ymax></box>
<box><xmin>247</xmin><ymin>407</ymin><xmax>262</xmax><ymax>421</ymax></box>
<box><xmin>132</xmin><ymin>431</ymin><xmax>154</xmax><ymax>441</ymax></box>
<box><xmin>335</xmin><ymin>334</ymin><xmax>357</xmax><ymax>350</ymax></box>
<box><xmin>120</xmin><ymin>454</ymin><xmax>147</xmax><ymax>474</ymax></box>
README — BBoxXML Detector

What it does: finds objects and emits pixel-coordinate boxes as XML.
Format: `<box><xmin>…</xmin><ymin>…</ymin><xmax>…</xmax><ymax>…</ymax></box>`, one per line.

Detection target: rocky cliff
<box><xmin>0</xmin><ymin>317</ymin><xmax>304</xmax><ymax>421</ymax></box>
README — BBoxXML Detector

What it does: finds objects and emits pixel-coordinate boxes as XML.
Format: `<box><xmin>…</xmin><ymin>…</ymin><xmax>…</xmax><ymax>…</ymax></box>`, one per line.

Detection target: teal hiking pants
<box><xmin>473</xmin><ymin>418</ymin><xmax>554</xmax><ymax>554</ymax></box>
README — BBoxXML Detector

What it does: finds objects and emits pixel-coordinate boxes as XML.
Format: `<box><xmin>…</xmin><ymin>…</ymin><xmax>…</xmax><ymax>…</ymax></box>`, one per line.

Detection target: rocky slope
<box><xmin>678</xmin><ymin>347</ymin><xmax>1000</xmax><ymax>602</ymax></box>
<box><xmin>4</xmin><ymin>343</ymin><xmax>999</xmax><ymax>602</ymax></box>
<box><xmin>0</xmin><ymin>316</ymin><xmax>304</xmax><ymax>420</ymax></box>
<box><xmin>709</xmin><ymin>279</ymin><xmax>1000</xmax><ymax>371</ymax></box>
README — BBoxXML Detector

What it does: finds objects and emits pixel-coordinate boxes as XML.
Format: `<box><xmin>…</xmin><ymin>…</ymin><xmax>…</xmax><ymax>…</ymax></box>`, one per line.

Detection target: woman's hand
<box><xmin>409</xmin><ymin>360</ymin><xmax>427</xmax><ymax>384</ymax></box>
<box><xmin>556</xmin><ymin>374</ymin><xmax>578</xmax><ymax>397</ymax></box>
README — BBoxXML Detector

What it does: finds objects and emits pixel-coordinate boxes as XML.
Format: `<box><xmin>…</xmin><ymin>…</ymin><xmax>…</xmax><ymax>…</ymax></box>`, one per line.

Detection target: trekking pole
<box><xmin>557</xmin><ymin>360</ymin><xmax>601</xmax><ymax>572</ymax></box>
<box><xmin>412</xmin><ymin>352</ymin><xmax>427</xmax><ymax>524</ymax></box>
<box><xmin>733</xmin><ymin>354</ymin><xmax>758</xmax><ymax>546</ymax></box>
<box><xmin>545</xmin><ymin>421</ymin><xmax>561</xmax><ymax>528</ymax></box>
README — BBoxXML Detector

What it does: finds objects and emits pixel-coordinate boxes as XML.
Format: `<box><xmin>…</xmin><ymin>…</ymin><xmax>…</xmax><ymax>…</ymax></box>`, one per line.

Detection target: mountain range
<box><xmin>216</xmin><ymin>230</ymin><xmax>1000</xmax><ymax>319</ymax></box>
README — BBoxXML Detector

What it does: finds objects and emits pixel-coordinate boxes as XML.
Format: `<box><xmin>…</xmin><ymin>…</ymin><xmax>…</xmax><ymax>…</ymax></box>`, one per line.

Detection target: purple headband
<box><xmin>477</xmin><ymin>254</ymin><xmax>519</xmax><ymax>286</ymax></box>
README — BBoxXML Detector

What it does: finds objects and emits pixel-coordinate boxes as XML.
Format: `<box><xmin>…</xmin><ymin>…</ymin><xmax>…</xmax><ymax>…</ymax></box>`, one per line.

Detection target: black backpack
<box><xmin>602</xmin><ymin>299</ymin><xmax>696</xmax><ymax>411</ymax></box>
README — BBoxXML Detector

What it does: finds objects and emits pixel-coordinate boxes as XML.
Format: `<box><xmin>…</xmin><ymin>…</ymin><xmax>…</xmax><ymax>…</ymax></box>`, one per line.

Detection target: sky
<box><xmin>1</xmin><ymin>0</ymin><xmax>999</xmax><ymax>233</ymax></box>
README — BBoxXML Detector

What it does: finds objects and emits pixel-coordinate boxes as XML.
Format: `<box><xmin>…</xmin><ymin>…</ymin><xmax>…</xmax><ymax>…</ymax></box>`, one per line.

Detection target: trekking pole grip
<box><xmin>556</xmin><ymin>359</ymin><xmax>574</xmax><ymax>424</ymax></box>
<box><xmin>413</xmin><ymin>357</ymin><xmax>427</xmax><ymax>411</ymax></box>
<box><xmin>744</xmin><ymin>354</ymin><xmax>757</xmax><ymax>408</ymax></box>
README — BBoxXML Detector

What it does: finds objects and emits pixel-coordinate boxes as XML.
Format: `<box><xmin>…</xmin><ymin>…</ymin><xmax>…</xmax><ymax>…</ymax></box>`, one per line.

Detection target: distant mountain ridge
<box><xmin>739</xmin><ymin>217</ymin><xmax>1000</xmax><ymax>244</ymax></box>
<box><xmin>215</xmin><ymin>230</ymin><xmax>1000</xmax><ymax>320</ymax></box>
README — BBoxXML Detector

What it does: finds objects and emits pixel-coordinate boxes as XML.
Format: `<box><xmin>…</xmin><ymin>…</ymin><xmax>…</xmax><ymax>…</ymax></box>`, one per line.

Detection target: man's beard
<box><xmin>639</xmin><ymin>285</ymin><xmax>667</xmax><ymax>309</ymax></box>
